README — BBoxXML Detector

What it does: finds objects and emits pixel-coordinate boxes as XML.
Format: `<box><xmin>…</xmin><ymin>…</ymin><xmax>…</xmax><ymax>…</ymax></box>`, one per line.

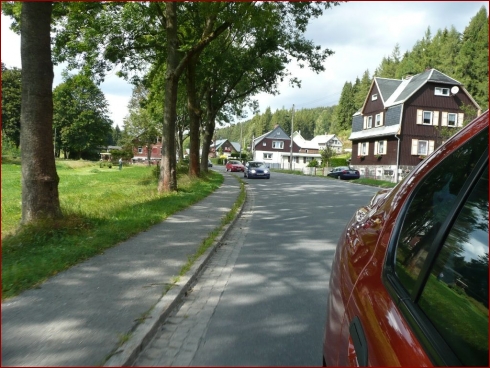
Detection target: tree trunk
<box><xmin>201</xmin><ymin>91</ymin><xmax>216</xmax><ymax>173</ymax></box>
<box><xmin>159</xmin><ymin>2</ymin><xmax>178</xmax><ymax>193</ymax></box>
<box><xmin>186</xmin><ymin>56</ymin><xmax>201</xmax><ymax>178</ymax></box>
<box><xmin>20</xmin><ymin>2</ymin><xmax>62</xmax><ymax>224</ymax></box>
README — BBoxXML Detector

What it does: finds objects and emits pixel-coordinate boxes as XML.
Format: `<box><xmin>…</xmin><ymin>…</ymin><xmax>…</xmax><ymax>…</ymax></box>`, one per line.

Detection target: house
<box><xmin>131</xmin><ymin>137</ymin><xmax>163</xmax><ymax>164</ymax></box>
<box><xmin>349</xmin><ymin>68</ymin><xmax>481</xmax><ymax>182</ymax></box>
<box><xmin>252</xmin><ymin>125</ymin><xmax>340</xmax><ymax>170</ymax></box>
<box><xmin>310</xmin><ymin>134</ymin><xmax>343</xmax><ymax>153</ymax></box>
<box><xmin>209</xmin><ymin>139</ymin><xmax>241</xmax><ymax>158</ymax></box>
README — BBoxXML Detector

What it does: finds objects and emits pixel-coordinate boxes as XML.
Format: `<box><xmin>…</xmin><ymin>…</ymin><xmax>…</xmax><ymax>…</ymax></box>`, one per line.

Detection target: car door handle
<box><xmin>349</xmin><ymin>316</ymin><xmax>368</xmax><ymax>366</ymax></box>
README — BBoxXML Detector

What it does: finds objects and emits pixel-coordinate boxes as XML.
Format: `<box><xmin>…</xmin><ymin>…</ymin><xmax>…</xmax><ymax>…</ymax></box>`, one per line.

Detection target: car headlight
<box><xmin>264</xmin><ymin>170</ymin><xmax>269</xmax><ymax>174</ymax></box>
<box><xmin>251</xmin><ymin>169</ymin><xmax>256</xmax><ymax>173</ymax></box>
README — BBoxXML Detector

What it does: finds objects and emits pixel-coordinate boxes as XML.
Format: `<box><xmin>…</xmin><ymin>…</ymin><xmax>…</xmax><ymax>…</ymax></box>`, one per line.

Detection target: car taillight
<box><xmin>342</xmin><ymin>170</ymin><xmax>348</xmax><ymax>173</ymax></box>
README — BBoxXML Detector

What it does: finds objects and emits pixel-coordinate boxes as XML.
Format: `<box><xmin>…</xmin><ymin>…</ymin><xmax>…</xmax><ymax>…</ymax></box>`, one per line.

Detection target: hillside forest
<box><xmin>214</xmin><ymin>6</ymin><xmax>488</xmax><ymax>152</ymax></box>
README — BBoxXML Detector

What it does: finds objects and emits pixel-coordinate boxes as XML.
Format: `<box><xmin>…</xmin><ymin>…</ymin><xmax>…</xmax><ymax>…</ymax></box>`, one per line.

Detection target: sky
<box><xmin>1</xmin><ymin>1</ymin><xmax>488</xmax><ymax>128</ymax></box>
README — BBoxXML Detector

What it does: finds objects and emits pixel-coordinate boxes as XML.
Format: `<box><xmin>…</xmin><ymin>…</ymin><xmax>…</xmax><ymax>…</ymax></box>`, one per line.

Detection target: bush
<box><xmin>307</xmin><ymin>159</ymin><xmax>319</xmax><ymax>168</ymax></box>
<box><xmin>329</xmin><ymin>157</ymin><xmax>349</xmax><ymax>167</ymax></box>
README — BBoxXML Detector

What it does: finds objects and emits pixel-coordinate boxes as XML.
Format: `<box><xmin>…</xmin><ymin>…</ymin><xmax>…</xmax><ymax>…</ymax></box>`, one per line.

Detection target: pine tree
<box><xmin>455</xmin><ymin>6</ymin><xmax>488</xmax><ymax>110</ymax></box>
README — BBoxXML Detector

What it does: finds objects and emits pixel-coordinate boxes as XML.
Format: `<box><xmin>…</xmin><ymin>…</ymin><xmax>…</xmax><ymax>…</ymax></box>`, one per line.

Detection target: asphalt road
<box><xmin>134</xmin><ymin>168</ymin><xmax>379</xmax><ymax>366</ymax></box>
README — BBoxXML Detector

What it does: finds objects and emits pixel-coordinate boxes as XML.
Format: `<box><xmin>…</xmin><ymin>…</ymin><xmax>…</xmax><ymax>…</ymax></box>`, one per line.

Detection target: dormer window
<box><xmin>435</xmin><ymin>87</ymin><xmax>450</xmax><ymax>96</ymax></box>
<box><xmin>372</xmin><ymin>94</ymin><xmax>378</xmax><ymax>101</ymax></box>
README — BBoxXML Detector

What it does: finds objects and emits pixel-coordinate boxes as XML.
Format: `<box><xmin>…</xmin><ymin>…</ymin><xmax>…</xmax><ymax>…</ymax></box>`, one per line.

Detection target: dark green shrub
<box><xmin>329</xmin><ymin>157</ymin><xmax>349</xmax><ymax>167</ymax></box>
<box><xmin>307</xmin><ymin>159</ymin><xmax>319</xmax><ymax>167</ymax></box>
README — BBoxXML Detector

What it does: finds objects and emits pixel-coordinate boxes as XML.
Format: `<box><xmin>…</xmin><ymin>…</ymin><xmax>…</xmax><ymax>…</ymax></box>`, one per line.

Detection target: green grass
<box><xmin>1</xmin><ymin>160</ymin><xmax>225</xmax><ymax>299</ymax></box>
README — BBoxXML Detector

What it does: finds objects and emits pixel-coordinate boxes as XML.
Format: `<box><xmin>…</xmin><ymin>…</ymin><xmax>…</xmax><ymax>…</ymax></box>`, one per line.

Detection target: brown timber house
<box><xmin>349</xmin><ymin>68</ymin><xmax>481</xmax><ymax>182</ymax></box>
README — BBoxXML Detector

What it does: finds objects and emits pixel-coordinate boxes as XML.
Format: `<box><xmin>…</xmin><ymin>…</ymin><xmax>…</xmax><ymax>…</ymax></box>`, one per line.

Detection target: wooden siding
<box><xmin>399</xmin><ymin>83</ymin><xmax>479</xmax><ymax>166</ymax></box>
<box><xmin>363</xmin><ymin>84</ymin><xmax>385</xmax><ymax>114</ymax></box>
<box><xmin>255</xmin><ymin>137</ymin><xmax>300</xmax><ymax>153</ymax></box>
<box><xmin>350</xmin><ymin>138</ymin><xmax>398</xmax><ymax>166</ymax></box>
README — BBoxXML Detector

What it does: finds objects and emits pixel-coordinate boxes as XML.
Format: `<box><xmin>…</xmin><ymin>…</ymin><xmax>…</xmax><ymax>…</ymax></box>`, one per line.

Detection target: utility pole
<box><xmin>289</xmin><ymin>104</ymin><xmax>294</xmax><ymax>170</ymax></box>
<box><xmin>240</xmin><ymin>121</ymin><xmax>243</xmax><ymax>162</ymax></box>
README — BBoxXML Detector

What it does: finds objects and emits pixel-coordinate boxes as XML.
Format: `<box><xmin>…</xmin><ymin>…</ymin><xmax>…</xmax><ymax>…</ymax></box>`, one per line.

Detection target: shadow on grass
<box><xmin>2</xmin><ymin>172</ymin><xmax>224</xmax><ymax>300</ymax></box>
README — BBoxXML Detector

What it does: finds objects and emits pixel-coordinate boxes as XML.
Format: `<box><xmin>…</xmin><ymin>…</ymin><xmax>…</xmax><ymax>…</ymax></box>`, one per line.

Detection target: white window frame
<box><xmin>367</xmin><ymin>116</ymin><xmax>373</xmax><ymax>129</ymax></box>
<box><xmin>418</xmin><ymin>140</ymin><xmax>429</xmax><ymax>155</ymax></box>
<box><xmin>138</xmin><ymin>146</ymin><xmax>143</xmax><ymax>154</ymax></box>
<box><xmin>375</xmin><ymin>113</ymin><xmax>382</xmax><ymax>127</ymax></box>
<box><xmin>435</xmin><ymin>87</ymin><xmax>450</xmax><ymax>96</ymax></box>
<box><xmin>272</xmin><ymin>141</ymin><xmax>284</xmax><ymax>149</ymax></box>
<box><xmin>372</xmin><ymin>94</ymin><xmax>378</xmax><ymax>101</ymax></box>
<box><xmin>358</xmin><ymin>142</ymin><xmax>369</xmax><ymax>156</ymax></box>
<box><xmin>422</xmin><ymin>111</ymin><xmax>433</xmax><ymax>125</ymax></box>
<box><xmin>263</xmin><ymin>142</ymin><xmax>266</xmax><ymax>146</ymax></box>
<box><xmin>447</xmin><ymin>113</ymin><xmax>457</xmax><ymax>127</ymax></box>
<box><xmin>263</xmin><ymin>153</ymin><xmax>272</xmax><ymax>160</ymax></box>
<box><xmin>375</xmin><ymin>140</ymin><xmax>386</xmax><ymax>155</ymax></box>
<box><xmin>411</xmin><ymin>139</ymin><xmax>435</xmax><ymax>156</ymax></box>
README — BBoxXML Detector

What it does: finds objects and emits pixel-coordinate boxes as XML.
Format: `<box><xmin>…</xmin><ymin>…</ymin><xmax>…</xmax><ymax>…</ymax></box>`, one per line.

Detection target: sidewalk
<box><xmin>1</xmin><ymin>171</ymin><xmax>243</xmax><ymax>367</ymax></box>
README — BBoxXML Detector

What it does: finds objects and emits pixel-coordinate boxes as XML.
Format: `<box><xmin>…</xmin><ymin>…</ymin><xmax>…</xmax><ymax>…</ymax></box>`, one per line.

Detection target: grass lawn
<box><xmin>1</xmin><ymin>159</ymin><xmax>226</xmax><ymax>299</ymax></box>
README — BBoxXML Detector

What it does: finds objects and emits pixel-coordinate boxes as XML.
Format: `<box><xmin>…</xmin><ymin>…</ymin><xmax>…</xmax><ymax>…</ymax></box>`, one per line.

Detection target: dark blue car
<box><xmin>244</xmin><ymin>161</ymin><xmax>270</xmax><ymax>179</ymax></box>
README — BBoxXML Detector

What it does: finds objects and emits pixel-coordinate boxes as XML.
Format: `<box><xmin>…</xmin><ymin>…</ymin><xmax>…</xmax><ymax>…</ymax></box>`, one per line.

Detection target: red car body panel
<box><xmin>225</xmin><ymin>161</ymin><xmax>245</xmax><ymax>172</ymax></box>
<box><xmin>323</xmin><ymin>111</ymin><xmax>489</xmax><ymax>366</ymax></box>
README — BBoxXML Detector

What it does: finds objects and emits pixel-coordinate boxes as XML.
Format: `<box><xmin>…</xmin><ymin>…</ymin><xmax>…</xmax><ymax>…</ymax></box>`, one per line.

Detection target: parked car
<box><xmin>323</xmin><ymin>111</ymin><xmax>489</xmax><ymax>367</ymax></box>
<box><xmin>244</xmin><ymin>161</ymin><xmax>270</xmax><ymax>179</ymax></box>
<box><xmin>225</xmin><ymin>160</ymin><xmax>244</xmax><ymax>172</ymax></box>
<box><xmin>327</xmin><ymin>166</ymin><xmax>360</xmax><ymax>180</ymax></box>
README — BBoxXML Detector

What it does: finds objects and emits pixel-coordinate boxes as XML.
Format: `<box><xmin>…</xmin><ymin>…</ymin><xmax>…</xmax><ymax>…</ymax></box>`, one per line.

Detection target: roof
<box><xmin>214</xmin><ymin>139</ymin><xmax>240</xmax><ymax>152</ymax></box>
<box><xmin>349</xmin><ymin>124</ymin><xmax>401</xmax><ymax>140</ymax></box>
<box><xmin>254</xmin><ymin>125</ymin><xmax>290</xmax><ymax>145</ymax></box>
<box><xmin>377</xmin><ymin>69</ymin><xmax>463</xmax><ymax>107</ymax></box>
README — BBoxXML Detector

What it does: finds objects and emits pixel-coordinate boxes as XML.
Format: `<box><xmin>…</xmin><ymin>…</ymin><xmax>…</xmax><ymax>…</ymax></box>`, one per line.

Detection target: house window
<box><xmin>423</xmin><ymin>111</ymin><xmax>432</xmax><ymax>125</ymax></box>
<box><xmin>411</xmin><ymin>139</ymin><xmax>435</xmax><ymax>156</ymax></box>
<box><xmin>376</xmin><ymin>140</ymin><xmax>386</xmax><ymax>154</ymax></box>
<box><xmin>448</xmin><ymin>113</ymin><xmax>457</xmax><ymax>127</ymax></box>
<box><xmin>372</xmin><ymin>94</ymin><xmax>378</xmax><ymax>101</ymax></box>
<box><xmin>263</xmin><ymin>153</ymin><xmax>272</xmax><ymax>160</ymax></box>
<box><xmin>272</xmin><ymin>141</ymin><xmax>283</xmax><ymax>149</ymax></box>
<box><xmin>418</xmin><ymin>140</ymin><xmax>428</xmax><ymax>155</ymax></box>
<box><xmin>435</xmin><ymin>87</ymin><xmax>450</xmax><ymax>96</ymax></box>
<box><xmin>295</xmin><ymin>157</ymin><xmax>299</xmax><ymax>163</ymax></box>
<box><xmin>263</xmin><ymin>142</ymin><xmax>266</xmax><ymax>146</ymax></box>
<box><xmin>361</xmin><ymin>142</ymin><xmax>368</xmax><ymax>156</ymax></box>
<box><xmin>367</xmin><ymin>116</ymin><xmax>372</xmax><ymax>129</ymax></box>
<box><xmin>375</xmin><ymin>113</ymin><xmax>382</xmax><ymax>127</ymax></box>
<box><xmin>138</xmin><ymin>146</ymin><xmax>143</xmax><ymax>154</ymax></box>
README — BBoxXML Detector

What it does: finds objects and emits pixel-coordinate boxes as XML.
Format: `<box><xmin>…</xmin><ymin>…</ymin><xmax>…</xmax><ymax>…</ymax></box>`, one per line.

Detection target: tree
<box><xmin>320</xmin><ymin>146</ymin><xmax>336</xmax><ymax>168</ymax></box>
<box><xmin>332</xmin><ymin>82</ymin><xmax>356</xmax><ymax>133</ymax></box>
<box><xmin>19</xmin><ymin>2</ymin><xmax>62</xmax><ymax>223</ymax></box>
<box><xmin>53</xmin><ymin>73</ymin><xmax>113</xmax><ymax>159</ymax></box>
<box><xmin>1</xmin><ymin>63</ymin><xmax>22</xmax><ymax>148</ymax></box>
<box><xmin>354</xmin><ymin>69</ymin><xmax>372</xmax><ymax>108</ymax></box>
<box><xmin>455</xmin><ymin>6</ymin><xmax>488</xmax><ymax>110</ymax></box>
<box><xmin>112</xmin><ymin>125</ymin><xmax>122</xmax><ymax>146</ymax></box>
<box><xmin>122</xmin><ymin>84</ymin><xmax>160</xmax><ymax>166</ymax></box>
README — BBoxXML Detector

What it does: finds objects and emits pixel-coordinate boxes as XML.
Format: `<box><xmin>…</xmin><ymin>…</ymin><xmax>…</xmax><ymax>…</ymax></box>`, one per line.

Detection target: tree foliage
<box><xmin>1</xmin><ymin>63</ymin><xmax>22</xmax><ymax>148</ymax></box>
<box><xmin>53</xmin><ymin>73</ymin><xmax>113</xmax><ymax>159</ymax></box>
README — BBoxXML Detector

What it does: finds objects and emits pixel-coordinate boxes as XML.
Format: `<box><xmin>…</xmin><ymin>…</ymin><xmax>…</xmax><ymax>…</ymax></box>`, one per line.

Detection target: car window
<box><xmin>418</xmin><ymin>166</ymin><xmax>488</xmax><ymax>366</ymax></box>
<box><xmin>394</xmin><ymin>129</ymin><xmax>488</xmax><ymax>296</ymax></box>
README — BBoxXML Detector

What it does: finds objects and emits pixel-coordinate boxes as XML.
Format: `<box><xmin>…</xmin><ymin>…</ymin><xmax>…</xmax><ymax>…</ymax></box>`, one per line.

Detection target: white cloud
<box><xmin>2</xmin><ymin>2</ymin><xmax>488</xmax><ymax>126</ymax></box>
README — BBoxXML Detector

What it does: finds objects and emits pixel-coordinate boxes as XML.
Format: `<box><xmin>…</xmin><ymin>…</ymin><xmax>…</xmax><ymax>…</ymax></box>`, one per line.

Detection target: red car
<box><xmin>225</xmin><ymin>160</ymin><xmax>245</xmax><ymax>172</ymax></box>
<box><xmin>323</xmin><ymin>111</ymin><xmax>488</xmax><ymax>366</ymax></box>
